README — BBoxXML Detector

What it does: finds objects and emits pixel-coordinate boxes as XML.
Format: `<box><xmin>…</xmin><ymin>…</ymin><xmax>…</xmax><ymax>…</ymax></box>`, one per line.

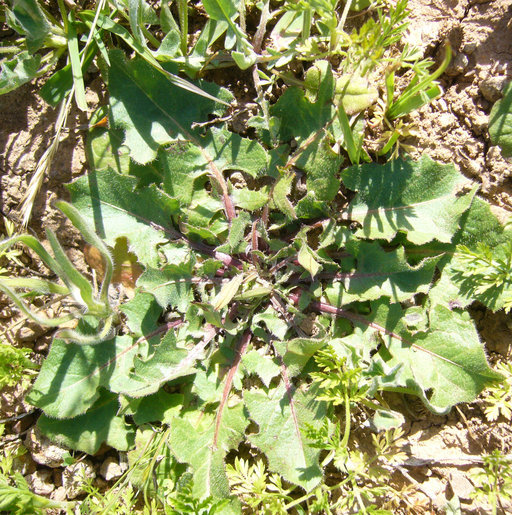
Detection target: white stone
<box><xmin>62</xmin><ymin>459</ymin><xmax>96</xmax><ymax>500</ymax></box>
<box><xmin>24</xmin><ymin>427</ymin><xmax>69</xmax><ymax>468</ymax></box>
<box><xmin>25</xmin><ymin>469</ymin><xmax>55</xmax><ymax>496</ymax></box>
<box><xmin>99</xmin><ymin>456</ymin><xmax>127</xmax><ymax>481</ymax></box>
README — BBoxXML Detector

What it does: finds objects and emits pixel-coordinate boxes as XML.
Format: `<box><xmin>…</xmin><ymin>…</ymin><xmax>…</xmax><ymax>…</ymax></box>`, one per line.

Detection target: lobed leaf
<box><xmin>325</xmin><ymin>240</ymin><xmax>440</xmax><ymax>304</ymax></box>
<box><xmin>353</xmin><ymin>301</ymin><xmax>503</xmax><ymax>414</ymax></box>
<box><xmin>67</xmin><ymin>168</ymin><xmax>180</xmax><ymax>267</ymax></box>
<box><xmin>37</xmin><ymin>389</ymin><xmax>135</xmax><ymax>454</ymax></box>
<box><xmin>168</xmin><ymin>404</ymin><xmax>249</xmax><ymax>501</ymax></box>
<box><xmin>245</xmin><ymin>383</ymin><xmax>326</xmax><ymax>491</ymax></box>
<box><xmin>108</xmin><ymin>49</ymin><xmax>232</xmax><ymax>164</ymax></box>
<box><xmin>343</xmin><ymin>155</ymin><xmax>477</xmax><ymax>244</ymax></box>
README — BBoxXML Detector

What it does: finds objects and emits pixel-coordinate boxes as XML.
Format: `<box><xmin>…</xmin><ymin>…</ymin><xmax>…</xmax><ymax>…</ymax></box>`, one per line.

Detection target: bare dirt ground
<box><xmin>0</xmin><ymin>0</ymin><xmax>512</xmax><ymax>512</ymax></box>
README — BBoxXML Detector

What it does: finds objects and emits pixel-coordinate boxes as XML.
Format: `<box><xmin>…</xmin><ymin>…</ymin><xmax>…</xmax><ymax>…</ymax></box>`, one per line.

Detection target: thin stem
<box><xmin>340</xmin><ymin>390</ymin><xmax>351</xmax><ymax>448</ymax></box>
<box><xmin>56</xmin><ymin>0</ymin><xmax>69</xmax><ymax>33</ymax></box>
<box><xmin>302</xmin><ymin>8</ymin><xmax>312</xmax><ymax>41</ymax></box>
<box><xmin>177</xmin><ymin>0</ymin><xmax>188</xmax><ymax>55</ymax></box>
<box><xmin>337</xmin><ymin>0</ymin><xmax>353</xmax><ymax>34</ymax></box>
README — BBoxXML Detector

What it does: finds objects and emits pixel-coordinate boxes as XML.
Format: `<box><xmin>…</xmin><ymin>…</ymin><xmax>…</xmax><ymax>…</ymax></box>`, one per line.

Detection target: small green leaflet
<box><xmin>213</xmin><ymin>274</ymin><xmax>244</xmax><ymax>311</ymax></box>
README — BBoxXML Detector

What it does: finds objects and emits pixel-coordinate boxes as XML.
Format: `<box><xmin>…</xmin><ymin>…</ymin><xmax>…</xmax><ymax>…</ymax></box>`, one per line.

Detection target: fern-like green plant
<box><xmin>453</xmin><ymin>241</ymin><xmax>512</xmax><ymax>312</ymax></box>
<box><xmin>483</xmin><ymin>362</ymin><xmax>512</xmax><ymax>421</ymax></box>
<box><xmin>471</xmin><ymin>450</ymin><xmax>512</xmax><ymax>515</ymax></box>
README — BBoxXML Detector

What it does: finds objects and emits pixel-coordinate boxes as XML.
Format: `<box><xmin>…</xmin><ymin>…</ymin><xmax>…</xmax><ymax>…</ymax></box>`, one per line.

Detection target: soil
<box><xmin>1</xmin><ymin>0</ymin><xmax>512</xmax><ymax>513</ymax></box>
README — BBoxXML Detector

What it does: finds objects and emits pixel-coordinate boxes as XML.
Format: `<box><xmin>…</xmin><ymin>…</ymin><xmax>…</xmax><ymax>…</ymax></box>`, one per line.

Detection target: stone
<box><xmin>480</xmin><ymin>76</ymin><xmax>509</xmax><ymax>103</ymax></box>
<box><xmin>449</xmin><ymin>470</ymin><xmax>474</xmax><ymax>501</ymax></box>
<box><xmin>62</xmin><ymin>459</ymin><xmax>96</xmax><ymax>500</ymax></box>
<box><xmin>445</xmin><ymin>53</ymin><xmax>469</xmax><ymax>77</ymax></box>
<box><xmin>25</xmin><ymin>469</ymin><xmax>55</xmax><ymax>496</ymax></box>
<box><xmin>51</xmin><ymin>486</ymin><xmax>68</xmax><ymax>502</ymax></box>
<box><xmin>24</xmin><ymin>427</ymin><xmax>69</xmax><ymax>468</ymax></box>
<box><xmin>99</xmin><ymin>456</ymin><xmax>127</xmax><ymax>481</ymax></box>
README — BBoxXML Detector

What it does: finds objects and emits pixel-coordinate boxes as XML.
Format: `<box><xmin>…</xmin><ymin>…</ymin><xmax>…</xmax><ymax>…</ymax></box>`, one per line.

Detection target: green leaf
<box><xmin>117</xmin><ymin>325</ymin><xmax>218</xmax><ymax>398</ymax></box>
<box><xmin>274</xmin><ymin>338</ymin><xmax>327</xmax><ymax>378</ymax></box>
<box><xmin>108</xmin><ymin>50</ymin><xmax>232</xmax><ymax>164</ymax></box>
<box><xmin>66</xmin><ymin>12</ymin><xmax>87</xmax><ymax>111</ymax></box>
<box><xmin>370</xmin><ymin>409</ymin><xmax>405</xmax><ymax>431</ymax></box>
<box><xmin>158</xmin><ymin>128</ymin><xmax>268</xmax><ymax>204</ymax></box>
<box><xmin>120</xmin><ymin>292</ymin><xmax>162</xmax><ymax>337</ymax></box>
<box><xmin>168</xmin><ymin>404</ymin><xmax>249</xmax><ymax>500</ymax></box>
<box><xmin>335</xmin><ymin>74</ymin><xmax>379</xmax><ymax>115</ymax></box>
<box><xmin>343</xmin><ymin>155</ymin><xmax>477</xmax><ymax>244</ymax></box>
<box><xmin>213</xmin><ymin>274</ymin><xmax>244</xmax><ymax>311</ymax></box>
<box><xmin>37</xmin><ymin>389</ymin><xmax>135</xmax><ymax>454</ymax></box>
<box><xmin>298</xmin><ymin>244</ymin><xmax>321</xmax><ymax>278</ymax></box>
<box><xmin>356</xmin><ymin>302</ymin><xmax>503</xmax><ymax>413</ymax></box>
<box><xmin>272</xmin><ymin>85</ymin><xmax>335</xmax><ymax>145</ymax></box>
<box><xmin>428</xmin><ymin>197</ymin><xmax>512</xmax><ymax>310</ymax></box>
<box><xmin>252</xmin><ymin>306</ymin><xmax>289</xmax><ymax>340</ymax></box>
<box><xmin>241</xmin><ymin>350</ymin><xmax>281</xmax><ymax>387</ymax></box>
<box><xmin>0</xmin><ymin>51</ymin><xmax>41</xmax><ymax>94</ymax></box>
<box><xmin>295</xmin><ymin>136</ymin><xmax>341</xmax><ymax>202</ymax></box>
<box><xmin>245</xmin><ymin>383</ymin><xmax>326</xmax><ymax>491</ymax></box>
<box><xmin>138</xmin><ymin>262</ymin><xmax>195</xmax><ymax>312</ymax></box>
<box><xmin>27</xmin><ymin>336</ymin><xmax>139</xmax><ymax>418</ymax></box>
<box><xmin>6</xmin><ymin>0</ymin><xmax>52</xmax><ymax>52</ymax></box>
<box><xmin>489</xmin><ymin>80</ymin><xmax>512</xmax><ymax>157</ymax></box>
<box><xmin>39</xmin><ymin>41</ymin><xmax>98</xmax><ymax>106</ymax></box>
<box><xmin>202</xmin><ymin>0</ymin><xmax>237</xmax><ymax>22</ymax></box>
<box><xmin>325</xmin><ymin>240</ymin><xmax>440</xmax><ymax>304</ymax></box>
<box><xmin>273</xmin><ymin>170</ymin><xmax>297</xmax><ymax>219</ymax></box>
<box><xmin>86</xmin><ymin>126</ymin><xmax>131</xmax><ymax>175</ymax></box>
<box><xmin>67</xmin><ymin>168</ymin><xmax>179</xmax><ymax>267</ymax></box>
<box><xmin>125</xmin><ymin>390</ymin><xmax>184</xmax><ymax>425</ymax></box>
<box><xmin>232</xmin><ymin>188</ymin><xmax>269</xmax><ymax>211</ymax></box>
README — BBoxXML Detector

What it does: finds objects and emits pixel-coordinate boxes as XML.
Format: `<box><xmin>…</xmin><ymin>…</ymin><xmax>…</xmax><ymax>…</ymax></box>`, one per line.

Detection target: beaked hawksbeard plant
<box><xmin>2</xmin><ymin>0</ymin><xmax>512</xmax><ymax>511</ymax></box>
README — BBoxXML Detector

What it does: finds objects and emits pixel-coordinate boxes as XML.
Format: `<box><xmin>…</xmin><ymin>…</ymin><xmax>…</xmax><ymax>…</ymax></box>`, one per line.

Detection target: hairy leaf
<box><xmin>325</xmin><ymin>240</ymin><xmax>440</xmax><ymax>304</ymax></box>
<box><xmin>108</xmin><ymin>50</ymin><xmax>232</xmax><ymax>164</ymax></box>
<box><xmin>116</xmin><ymin>325</ymin><xmax>218</xmax><ymax>398</ymax></box>
<box><xmin>27</xmin><ymin>336</ymin><xmax>138</xmax><ymax>418</ymax></box>
<box><xmin>138</xmin><ymin>262</ymin><xmax>195</xmax><ymax>312</ymax></box>
<box><xmin>274</xmin><ymin>338</ymin><xmax>327</xmax><ymax>378</ymax></box>
<box><xmin>0</xmin><ymin>51</ymin><xmax>41</xmax><ymax>94</ymax></box>
<box><xmin>295</xmin><ymin>137</ymin><xmax>341</xmax><ymax>202</ymax></box>
<box><xmin>245</xmin><ymin>383</ymin><xmax>326</xmax><ymax>491</ymax></box>
<box><xmin>168</xmin><ymin>404</ymin><xmax>248</xmax><ymax>500</ymax></box>
<box><xmin>6</xmin><ymin>0</ymin><xmax>51</xmax><ymax>52</ymax></box>
<box><xmin>355</xmin><ymin>302</ymin><xmax>503</xmax><ymax>413</ymax></box>
<box><xmin>124</xmin><ymin>390</ymin><xmax>184</xmax><ymax>425</ymax></box>
<box><xmin>37</xmin><ymin>389</ymin><xmax>135</xmax><ymax>454</ymax></box>
<box><xmin>67</xmin><ymin>168</ymin><xmax>179</xmax><ymax>266</ymax></box>
<box><xmin>343</xmin><ymin>156</ymin><xmax>476</xmax><ymax>244</ymax></box>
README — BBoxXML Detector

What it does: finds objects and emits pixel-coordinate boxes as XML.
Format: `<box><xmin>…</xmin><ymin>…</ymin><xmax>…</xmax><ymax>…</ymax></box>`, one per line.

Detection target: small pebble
<box><xmin>99</xmin><ymin>456</ymin><xmax>128</xmax><ymax>481</ymax></box>
<box><xmin>25</xmin><ymin>426</ymin><xmax>69</xmax><ymax>468</ymax></box>
<box><xmin>479</xmin><ymin>76</ymin><xmax>509</xmax><ymax>103</ymax></box>
<box><xmin>462</xmin><ymin>41</ymin><xmax>477</xmax><ymax>55</ymax></box>
<box><xmin>25</xmin><ymin>469</ymin><xmax>55</xmax><ymax>496</ymax></box>
<box><xmin>445</xmin><ymin>53</ymin><xmax>469</xmax><ymax>77</ymax></box>
<box><xmin>62</xmin><ymin>459</ymin><xmax>96</xmax><ymax>500</ymax></box>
